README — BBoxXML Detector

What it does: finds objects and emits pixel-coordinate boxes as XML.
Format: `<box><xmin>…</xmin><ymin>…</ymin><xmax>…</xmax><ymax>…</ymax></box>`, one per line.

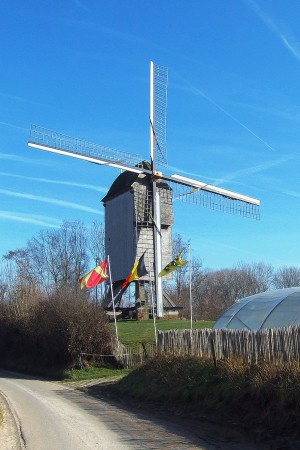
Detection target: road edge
<box><xmin>0</xmin><ymin>390</ymin><xmax>24</xmax><ymax>449</ymax></box>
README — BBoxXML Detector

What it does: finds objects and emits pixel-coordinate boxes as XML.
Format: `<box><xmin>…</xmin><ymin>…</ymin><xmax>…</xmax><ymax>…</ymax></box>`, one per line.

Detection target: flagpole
<box><xmin>107</xmin><ymin>254</ymin><xmax>119</xmax><ymax>342</ymax></box>
<box><xmin>149</xmin><ymin>271</ymin><xmax>158</xmax><ymax>346</ymax></box>
<box><xmin>95</xmin><ymin>257</ymin><xmax>99</xmax><ymax>305</ymax></box>
<box><xmin>189</xmin><ymin>243</ymin><xmax>193</xmax><ymax>330</ymax></box>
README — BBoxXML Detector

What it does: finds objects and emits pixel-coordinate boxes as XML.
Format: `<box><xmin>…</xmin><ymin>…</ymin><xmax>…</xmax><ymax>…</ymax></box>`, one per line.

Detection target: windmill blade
<box><xmin>168</xmin><ymin>173</ymin><xmax>260</xmax><ymax>205</ymax></box>
<box><xmin>150</xmin><ymin>62</ymin><xmax>168</xmax><ymax>168</ymax></box>
<box><xmin>28</xmin><ymin>124</ymin><xmax>150</xmax><ymax>175</ymax></box>
<box><xmin>28</xmin><ymin>124</ymin><xmax>260</xmax><ymax>219</ymax></box>
<box><xmin>158</xmin><ymin>174</ymin><xmax>260</xmax><ymax>220</ymax></box>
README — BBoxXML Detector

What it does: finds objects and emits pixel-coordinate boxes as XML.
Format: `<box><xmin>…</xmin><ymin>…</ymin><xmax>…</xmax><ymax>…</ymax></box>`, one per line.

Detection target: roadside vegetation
<box><xmin>63</xmin><ymin>366</ymin><xmax>131</xmax><ymax>382</ymax></box>
<box><xmin>84</xmin><ymin>355</ymin><xmax>300</xmax><ymax>447</ymax></box>
<box><xmin>0</xmin><ymin>292</ymin><xmax>112</xmax><ymax>376</ymax></box>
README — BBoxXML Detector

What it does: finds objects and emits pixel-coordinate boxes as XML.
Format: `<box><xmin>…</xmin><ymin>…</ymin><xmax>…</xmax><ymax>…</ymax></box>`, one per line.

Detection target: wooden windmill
<box><xmin>28</xmin><ymin>61</ymin><xmax>260</xmax><ymax>318</ymax></box>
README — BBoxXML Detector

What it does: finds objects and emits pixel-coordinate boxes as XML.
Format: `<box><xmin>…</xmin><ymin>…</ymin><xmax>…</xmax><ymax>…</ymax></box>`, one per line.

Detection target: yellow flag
<box><xmin>158</xmin><ymin>252</ymin><xmax>187</xmax><ymax>277</ymax></box>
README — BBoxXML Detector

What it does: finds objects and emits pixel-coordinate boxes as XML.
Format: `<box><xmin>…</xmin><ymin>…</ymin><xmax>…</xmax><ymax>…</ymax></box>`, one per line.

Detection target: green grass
<box><xmin>109</xmin><ymin>319</ymin><xmax>214</xmax><ymax>345</ymax></box>
<box><xmin>63</xmin><ymin>366</ymin><xmax>131</xmax><ymax>382</ymax></box>
<box><xmin>100</xmin><ymin>355</ymin><xmax>300</xmax><ymax>446</ymax></box>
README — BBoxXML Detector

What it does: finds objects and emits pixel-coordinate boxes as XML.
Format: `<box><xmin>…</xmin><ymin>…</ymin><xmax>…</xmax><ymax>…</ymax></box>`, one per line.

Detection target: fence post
<box><xmin>209</xmin><ymin>335</ymin><xmax>217</xmax><ymax>368</ymax></box>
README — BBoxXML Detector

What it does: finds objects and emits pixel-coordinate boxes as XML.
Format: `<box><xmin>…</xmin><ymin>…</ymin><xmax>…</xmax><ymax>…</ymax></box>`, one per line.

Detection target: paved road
<box><xmin>0</xmin><ymin>370</ymin><xmax>262</xmax><ymax>450</ymax></box>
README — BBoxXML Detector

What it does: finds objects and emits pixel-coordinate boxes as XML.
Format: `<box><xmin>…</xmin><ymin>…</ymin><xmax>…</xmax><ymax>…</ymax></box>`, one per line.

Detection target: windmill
<box><xmin>28</xmin><ymin>61</ymin><xmax>260</xmax><ymax>318</ymax></box>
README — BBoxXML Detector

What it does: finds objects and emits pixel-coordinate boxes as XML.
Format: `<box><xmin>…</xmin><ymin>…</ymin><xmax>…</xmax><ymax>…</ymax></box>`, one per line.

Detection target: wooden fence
<box><xmin>86</xmin><ymin>326</ymin><xmax>300</xmax><ymax>369</ymax></box>
<box><xmin>112</xmin><ymin>340</ymin><xmax>156</xmax><ymax>368</ymax></box>
<box><xmin>157</xmin><ymin>326</ymin><xmax>300</xmax><ymax>364</ymax></box>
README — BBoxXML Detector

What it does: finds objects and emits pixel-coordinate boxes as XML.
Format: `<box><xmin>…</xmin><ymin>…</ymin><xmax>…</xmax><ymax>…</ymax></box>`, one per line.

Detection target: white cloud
<box><xmin>0</xmin><ymin>188</ymin><xmax>103</xmax><ymax>215</ymax></box>
<box><xmin>0</xmin><ymin>211</ymin><xmax>61</xmax><ymax>228</ymax></box>
<box><xmin>0</xmin><ymin>121</ymin><xmax>28</xmax><ymax>132</ymax></box>
<box><xmin>246</xmin><ymin>0</ymin><xmax>300</xmax><ymax>61</ymax></box>
<box><xmin>216</xmin><ymin>156</ymin><xmax>294</xmax><ymax>185</ymax></box>
<box><xmin>185</xmin><ymin>83</ymin><xmax>276</xmax><ymax>152</ymax></box>
<box><xmin>0</xmin><ymin>153</ymin><xmax>31</xmax><ymax>163</ymax></box>
<box><xmin>70</xmin><ymin>0</ymin><xmax>90</xmax><ymax>11</ymax></box>
<box><xmin>0</xmin><ymin>172</ymin><xmax>107</xmax><ymax>193</ymax></box>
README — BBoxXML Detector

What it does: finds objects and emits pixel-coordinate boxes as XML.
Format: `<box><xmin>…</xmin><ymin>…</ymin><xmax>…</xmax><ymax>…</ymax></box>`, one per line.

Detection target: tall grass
<box><xmin>106</xmin><ymin>355</ymin><xmax>300</xmax><ymax>445</ymax></box>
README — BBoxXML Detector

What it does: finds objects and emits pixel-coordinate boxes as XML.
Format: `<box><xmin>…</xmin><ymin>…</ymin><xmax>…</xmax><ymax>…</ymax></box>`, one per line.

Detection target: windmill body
<box><xmin>102</xmin><ymin>164</ymin><xmax>174</xmax><ymax>311</ymax></box>
<box><xmin>27</xmin><ymin>61</ymin><xmax>260</xmax><ymax>319</ymax></box>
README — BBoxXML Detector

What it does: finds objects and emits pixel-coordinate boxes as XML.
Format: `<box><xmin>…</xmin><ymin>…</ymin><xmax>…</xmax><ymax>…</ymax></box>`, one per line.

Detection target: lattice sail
<box><xmin>153</xmin><ymin>63</ymin><xmax>168</xmax><ymax>167</ymax></box>
<box><xmin>29</xmin><ymin>124</ymin><xmax>145</xmax><ymax>169</ymax></box>
<box><xmin>166</xmin><ymin>180</ymin><xmax>260</xmax><ymax>220</ymax></box>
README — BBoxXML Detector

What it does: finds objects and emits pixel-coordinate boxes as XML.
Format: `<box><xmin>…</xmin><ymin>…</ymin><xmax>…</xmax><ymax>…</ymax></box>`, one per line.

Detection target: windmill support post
<box><xmin>152</xmin><ymin>181</ymin><xmax>164</xmax><ymax>317</ymax></box>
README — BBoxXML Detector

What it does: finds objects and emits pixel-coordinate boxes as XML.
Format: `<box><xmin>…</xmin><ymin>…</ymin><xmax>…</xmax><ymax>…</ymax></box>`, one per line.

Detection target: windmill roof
<box><xmin>101</xmin><ymin>160</ymin><xmax>171</xmax><ymax>203</ymax></box>
<box><xmin>102</xmin><ymin>161</ymin><xmax>151</xmax><ymax>203</ymax></box>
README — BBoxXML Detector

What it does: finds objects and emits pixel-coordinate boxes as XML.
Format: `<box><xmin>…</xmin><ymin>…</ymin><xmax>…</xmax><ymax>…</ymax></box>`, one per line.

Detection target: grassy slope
<box><xmin>84</xmin><ymin>355</ymin><xmax>300</xmax><ymax>448</ymax></box>
<box><xmin>110</xmin><ymin>319</ymin><xmax>214</xmax><ymax>345</ymax></box>
<box><xmin>78</xmin><ymin>320</ymin><xmax>300</xmax><ymax>447</ymax></box>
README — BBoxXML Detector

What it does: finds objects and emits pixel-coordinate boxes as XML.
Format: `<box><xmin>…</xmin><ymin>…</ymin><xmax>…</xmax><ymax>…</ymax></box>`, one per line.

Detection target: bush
<box><xmin>0</xmin><ymin>291</ymin><xmax>112</xmax><ymax>373</ymax></box>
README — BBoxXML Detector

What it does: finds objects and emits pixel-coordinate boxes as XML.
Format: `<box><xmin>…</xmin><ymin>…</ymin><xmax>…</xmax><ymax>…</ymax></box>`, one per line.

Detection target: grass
<box><xmin>90</xmin><ymin>355</ymin><xmax>300</xmax><ymax>447</ymax></box>
<box><xmin>61</xmin><ymin>320</ymin><xmax>213</xmax><ymax>382</ymax></box>
<box><xmin>109</xmin><ymin>319</ymin><xmax>214</xmax><ymax>345</ymax></box>
<box><xmin>63</xmin><ymin>366</ymin><xmax>131</xmax><ymax>382</ymax></box>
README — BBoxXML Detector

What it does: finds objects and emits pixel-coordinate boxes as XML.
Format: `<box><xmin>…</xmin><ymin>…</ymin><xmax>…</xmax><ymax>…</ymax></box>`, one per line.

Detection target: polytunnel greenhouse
<box><xmin>213</xmin><ymin>287</ymin><xmax>300</xmax><ymax>330</ymax></box>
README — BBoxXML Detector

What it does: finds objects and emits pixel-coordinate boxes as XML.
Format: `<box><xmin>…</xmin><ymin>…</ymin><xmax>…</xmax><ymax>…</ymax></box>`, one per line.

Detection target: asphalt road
<box><xmin>0</xmin><ymin>370</ymin><xmax>263</xmax><ymax>450</ymax></box>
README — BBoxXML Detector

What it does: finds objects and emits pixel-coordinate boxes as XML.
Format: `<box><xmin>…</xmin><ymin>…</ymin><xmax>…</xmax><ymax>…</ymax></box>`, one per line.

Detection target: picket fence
<box><xmin>85</xmin><ymin>326</ymin><xmax>300</xmax><ymax>369</ymax></box>
<box><xmin>156</xmin><ymin>326</ymin><xmax>300</xmax><ymax>364</ymax></box>
<box><xmin>111</xmin><ymin>340</ymin><xmax>156</xmax><ymax>368</ymax></box>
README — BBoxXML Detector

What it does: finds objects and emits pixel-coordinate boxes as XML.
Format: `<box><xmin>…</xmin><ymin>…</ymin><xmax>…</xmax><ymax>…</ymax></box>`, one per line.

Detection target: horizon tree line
<box><xmin>1</xmin><ymin>221</ymin><xmax>300</xmax><ymax>320</ymax></box>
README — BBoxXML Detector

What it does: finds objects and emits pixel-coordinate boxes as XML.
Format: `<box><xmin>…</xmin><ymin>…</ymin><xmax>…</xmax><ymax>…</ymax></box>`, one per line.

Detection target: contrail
<box><xmin>0</xmin><ymin>211</ymin><xmax>61</xmax><ymax>228</ymax></box>
<box><xmin>188</xmin><ymin>85</ymin><xmax>276</xmax><ymax>152</ymax></box>
<box><xmin>0</xmin><ymin>188</ymin><xmax>103</xmax><ymax>215</ymax></box>
<box><xmin>0</xmin><ymin>172</ymin><xmax>107</xmax><ymax>193</ymax></box>
<box><xmin>246</xmin><ymin>0</ymin><xmax>300</xmax><ymax>61</ymax></box>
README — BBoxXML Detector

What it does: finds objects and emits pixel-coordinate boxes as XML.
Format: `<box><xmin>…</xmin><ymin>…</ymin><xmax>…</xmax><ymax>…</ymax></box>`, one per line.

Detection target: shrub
<box><xmin>0</xmin><ymin>291</ymin><xmax>112</xmax><ymax>372</ymax></box>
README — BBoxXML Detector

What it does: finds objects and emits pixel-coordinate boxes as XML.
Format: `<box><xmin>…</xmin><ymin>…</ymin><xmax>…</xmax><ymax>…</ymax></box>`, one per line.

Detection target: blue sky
<box><xmin>1</xmin><ymin>0</ymin><xmax>300</xmax><ymax>270</ymax></box>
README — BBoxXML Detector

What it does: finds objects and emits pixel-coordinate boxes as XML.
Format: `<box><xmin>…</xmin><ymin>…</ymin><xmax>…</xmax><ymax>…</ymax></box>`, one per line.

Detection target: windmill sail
<box><xmin>28</xmin><ymin>124</ymin><xmax>260</xmax><ymax>219</ymax></box>
<box><xmin>28</xmin><ymin>124</ymin><xmax>147</xmax><ymax>174</ymax></box>
<box><xmin>151</xmin><ymin>63</ymin><xmax>168</xmax><ymax>168</ymax></box>
<box><xmin>164</xmin><ymin>175</ymin><xmax>260</xmax><ymax>220</ymax></box>
<box><xmin>27</xmin><ymin>60</ymin><xmax>260</xmax><ymax>320</ymax></box>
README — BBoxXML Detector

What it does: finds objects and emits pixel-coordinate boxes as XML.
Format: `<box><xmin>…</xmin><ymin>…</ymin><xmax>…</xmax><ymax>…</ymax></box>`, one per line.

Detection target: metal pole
<box><xmin>107</xmin><ymin>254</ymin><xmax>119</xmax><ymax>342</ymax></box>
<box><xmin>189</xmin><ymin>243</ymin><xmax>193</xmax><ymax>330</ymax></box>
<box><xmin>95</xmin><ymin>257</ymin><xmax>99</xmax><ymax>305</ymax></box>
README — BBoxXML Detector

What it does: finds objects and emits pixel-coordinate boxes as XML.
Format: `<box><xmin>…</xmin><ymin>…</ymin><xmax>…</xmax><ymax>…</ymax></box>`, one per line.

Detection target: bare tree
<box><xmin>235</xmin><ymin>261</ymin><xmax>273</xmax><ymax>293</ymax></box>
<box><xmin>3</xmin><ymin>221</ymin><xmax>91</xmax><ymax>295</ymax></box>
<box><xmin>89</xmin><ymin>221</ymin><xmax>106</xmax><ymax>262</ymax></box>
<box><xmin>273</xmin><ymin>266</ymin><xmax>300</xmax><ymax>288</ymax></box>
<box><xmin>192</xmin><ymin>266</ymin><xmax>269</xmax><ymax>320</ymax></box>
<box><xmin>170</xmin><ymin>233</ymin><xmax>189</xmax><ymax>301</ymax></box>
<box><xmin>30</xmin><ymin>221</ymin><xmax>89</xmax><ymax>292</ymax></box>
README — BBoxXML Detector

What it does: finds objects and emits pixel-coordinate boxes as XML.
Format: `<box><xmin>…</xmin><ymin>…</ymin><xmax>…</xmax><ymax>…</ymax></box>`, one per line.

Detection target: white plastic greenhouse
<box><xmin>213</xmin><ymin>287</ymin><xmax>300</xmax><ymax>330</ymax></box>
